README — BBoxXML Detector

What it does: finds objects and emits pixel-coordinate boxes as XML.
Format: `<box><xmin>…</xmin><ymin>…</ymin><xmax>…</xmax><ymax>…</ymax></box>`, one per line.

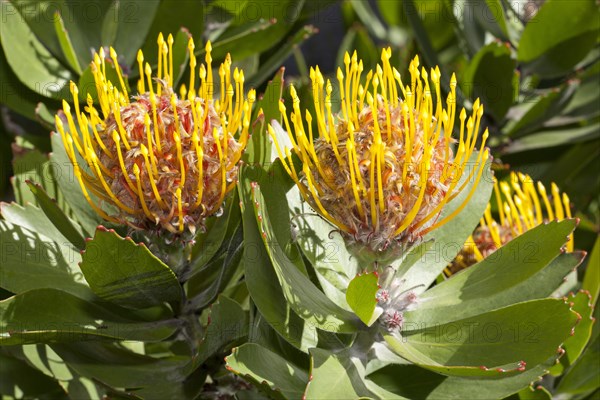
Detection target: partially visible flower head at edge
<box><xmin>269</xmin><ymin>49</ymin><xmax>490</xmax><ymax>258</ymax></box>
<box><xmin>55</xmin><ymin>33</ymin><xmax>254</xmax><ymax>235</ymax></box>
<box><xmin>447</xmin><ymin>172</ymin><xmax>574</xmax><ymax>275</ymax></box>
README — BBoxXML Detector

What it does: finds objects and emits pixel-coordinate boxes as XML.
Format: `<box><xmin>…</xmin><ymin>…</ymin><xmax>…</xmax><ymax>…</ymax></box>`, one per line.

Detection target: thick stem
<box><xmin>349</xmin><ymin>323</ymin><xmax>381</xmax><ymax>366</ymax></box>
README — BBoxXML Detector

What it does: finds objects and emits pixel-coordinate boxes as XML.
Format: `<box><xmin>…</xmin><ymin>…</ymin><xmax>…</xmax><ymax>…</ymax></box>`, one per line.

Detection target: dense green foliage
<box><xmin>0</xmin><ymin>0</ymin><xmax>598</xmax><ymax>399</ymax></box>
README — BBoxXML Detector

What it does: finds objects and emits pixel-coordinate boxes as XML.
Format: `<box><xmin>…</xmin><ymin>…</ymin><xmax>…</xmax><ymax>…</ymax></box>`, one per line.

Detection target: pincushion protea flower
<box><xmin>446</xmin><ymin>172</ymin><xmax>574</xmax><ymax>274</ymax></box>
<box><xmin>55</xmin><ymin>33</ymin><xmax>254</xmax><ymax>235</ymax></box>
<box><xmin>269</xmin><ymin>49</ymin><xmax>489</xmax><ymax>260</ymax></box>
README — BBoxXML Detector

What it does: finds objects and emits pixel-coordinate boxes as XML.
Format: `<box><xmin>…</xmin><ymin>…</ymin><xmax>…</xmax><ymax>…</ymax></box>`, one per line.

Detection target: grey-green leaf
<box><xmin>0</xmin><ymin>288</ymin><xmax>180</xmax><ymax>345</ymax></box>
<box><xmin>80</xmin><ymin>227</ymin><xmax>183</xmax><ymax>310</ymax></box>
<box><xmin>0</xmin><ymin>2</ymin><xmax>72</xmax><ymax>99</ymax></box>
<box><xmin>226</xmin><ymin>343</ymin><xmax>308</xmax><ymax>400</ymax></box>
<box><xmin>386</xmin><ymin>299</ymin><xmax>579</xmax><ymax>376</ymax></box>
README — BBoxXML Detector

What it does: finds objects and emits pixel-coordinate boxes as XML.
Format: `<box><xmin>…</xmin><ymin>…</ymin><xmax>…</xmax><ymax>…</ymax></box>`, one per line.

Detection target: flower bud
<box><xmin>56</xmin><ymin>35</ymin><xmax>254</xmax><ymax>236</ymax></box>
<box><xmin>446</xmin><ymin>172</ymin><xmax>574</xmax><ymax>275</ymax></box>
<box><xmin>271</xmin><ymin>49</ymin><xmax>489</xmax><ymax>264</ymax></box>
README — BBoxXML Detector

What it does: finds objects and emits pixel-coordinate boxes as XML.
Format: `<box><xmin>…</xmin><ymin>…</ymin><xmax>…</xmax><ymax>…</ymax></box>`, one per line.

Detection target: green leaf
<box><xmin>100</xmin><ymin>0</ymin><xmax>119</xmax><ymax>46</ymax></box>
<box><xmin>239</xmin><ymin>165</ymin><xmax>318</xmax><ymax>351</ymax></box>
<box><xmin>517</xmin><ymin>386</ymin><xmax>552</xmax><ymax>400</ymax></box>
<box><xmin>541</xmin><ymin>45</ymin><xmax>598</xmax><ymax>78</ymax></box>
<box><xmin>11</xmin><ymin>148</ymin><xmax>63</xmax><ymax>208</ymax></box>
<box><xmin>127</xmin><ymin>368</ymin><xmax>207</xmax><ymax>400</ymax></box>
<box><xmin>553</xmin><ymin>290</ymin><xmax>595</xmax><ymax>371</ymax></box>
<box><xmin>403</xmin><ymin>0</ymin><xmax>463</xmax><ymax>103</ymax></box>
<box><xmin>402</xmin><ymin>0</ymin><xmax>440</xmax><ymax>67</ymax></box>
<box><xmin>367</xmin><ymin>357</ymin><xmax>558</xmax><ymax>400</ymax></box>
<box><xmin>225</xmin><ymin>343</ymin><xmax>308</xmax><ymax>400</ymax></box>
<box><xmin>518</xmin><ymin>0</ymin><xmax>600</xmax><ymax>77</ymax></box>
<box><xmin>564</xmin><ymin>73</ymin><xmax>600</xmax><ymax>119</ymax></box>
<box><xmin>248</xmin><ymin>311</ymin><xmax>310</xmax><ymax>374</ymax></box>
<box><xmin>304</xmin><ymin>348</ymin><xmax>376</xmax><ymax>399</ymax></box>
<box><xmin>187</xmin><ymin>194</ymin><xmax>243</xmax><ymax>307</ymax></box>
<box><xmin>140</xmin><ymin>0</ymin><xmax>204</xmax><ymax>66</ymax></box>
<box><xmin>0</xmin><ymin>288</ymin><xmax>180</xmax><ymax>345</ymax></box>
<box><xmin>556</xmin><ymin>334</ymin><xmax>600</xmax><ymax>395</ymax></box>
<box><xmin>245</xmin><ymin>67</ymin><xmax>285</xmax><ymax>166</ymax></box>
<box><xmin>503</xmin><ymin>123</ymin><xmax>600</xmax><ymax>154</ymax></box>
<box><xmin>25</xmin><ymin>181</ymin><xmax>85</xmax><ymax>250</ymax></box>
<box><xmin>0</xmin><ymin>1</ymin><xmax>71</xmax><ymax>99</ymax></box>
<box><xmin>187</xmin><ymin>222</ymin><xmax>243</xmax><ymax>309</ymax></box>
<box><xmin>53</xmin><ymin>11</ymin><xmax>82</xmax><ymax>74</ymax></box>
<box><xmin>582</xmin><ymin>236</ymin><xmax>600</xmax><ymax>303</ymax></box>
<box><xmin>346</xmin><ymin>272</ymin><xmax>381</xmax><ymax>326</ymax></box>
<box><xmin>399</xmin><ymin>154</ymin><xmax>493</xmax><ymax>294</ymax></box>
<box><xmin>246</xmin><ymin>26</ymin><xmax>316</xmax><ymax>89</ymax></box>
<box><xmin>506</xmin><ymin>80</ymin><xmax>580</xmax><ymax>138</ymax></box>
<box><xmin>170</xmin><ymin>28</ymin><xmax>192</xmax><ymax>86</ymax></box>
<box><xmin>236</xmin><ymin>0</ymin><xmax>331</xmax><ymax>25</ymax></box>
<box><xmin>7</xmin><ymin>0</ymin><xmax>65</xmax><ymax>63</ymax></box>
<box><xmin>80</xmin><ymin>227</ymin><xmax>182</xmax><ymax>310</ymax></box>
<box><xmin>252</xmin><ymin>162</ymin><xmax>305</xmax><ymax>269</ymax></box>
<box><xmin>0</xmin><ymin>353</ymin><xmax>66</xmax><ymax>398</ymax></box>
<box><xmin>62</xmin><ymin>378</ymin><xmax>104</xmax><ymax>400</ymax></box>
<box><xmin>1</xmin><ymin>202</ymin><xmax>76</xmax><ymax>254</ymax></box>
<box><xmin>385</xmin><ymin>299</ymin><xmax>579</xmax><ymax>376</ymax></box>
<box><xmin>250</xmin><ymin>181</ymin><xmax>360</xmax><ymax>333</ymax></box>
<box><xmin>196</xmin><ymin>296</ymin><xmax>248</xmax><ymax>366</ymax></box>
<box><xmin>351</xmin><ymin>0</ymin><xmax>388</xmax><ymax>40</ymax></box>
<box><xmin>203</xmin><ymin>19</ymin><xmax>273</xmax><ymax>59</ymax></box>
<box><xmin>189</xmin><ymin>192</ymin><xmax>237</xmax><ymax>274</ymax></box>
<box><xmin>35</xmin><ymin>102</ymin><xmax>58</xmax><ymax>131</ymax></box>
<box><xmin>210</xmin><ymin>0</ymin><xmax>249</xmax><ymax>17</ymax></box>
<box><xmin>52</xmin><ymin>342</ymin><xmax>191</xmax><ymax>389</ymax></box>
<box><xmin>13</xmin><ymin>0</ymin><xmax>110</xmax><ymax>69</ymax></box>
<box><xmin>209</xmin><ymin>0</ymin><xmax>305</xmax><ymax>62</ymax></box>
<box><xmin>540</xmin><ymin>141</ymin><xmax>600</xmax><ymax>197</ymax></box>
<box><xmin>101</xmin><ymin>0</ymin><xmax>160</xmax><ymax>67</ymax></box>
<box><xmin>407</xmin><ymin>220</ymin><xmax>578</xmax><ymax>325</ymax></box>
<box><xmin>5</xmin><ymin>344</ymin><xmax>74</xmax><ymax>382</ymax></box>
<box><xmin>0</xmin><ymin>220</ymin><xmax>91</xmax><ymax>299</ymax></box>
<box><xmin>286</xmin><ymin>182</ymin><xmax>359</xmax><ymax>309</ymax></box>
<box><xmin>480</xmin><ymin>0</ymin><xmax>509</xmax><ymax>40</ymax></box>
<box><xmin>372</xmin><ymin>0</ymin><xmax>453</xmax><ymax>50</ymax></box>
<box><xmin>447</xmin><ymin>0</ymin><xmax>485</xmax><ymax>58</ymax></box>
<box><xmin>462</xmin><ymin>42</ymin><xmax>515</xmax><ymax>121</ymax></box>
<box><xmin>0</xmin><ymin>107</ymin><xmax>14</xmax><ymax>196</ymax></box>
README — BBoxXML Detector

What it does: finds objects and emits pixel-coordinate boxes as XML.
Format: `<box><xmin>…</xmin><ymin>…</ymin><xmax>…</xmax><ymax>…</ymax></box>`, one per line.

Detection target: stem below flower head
<box><xmin>348</xmin><ymin>322</ymin><xmax>381</xmax><ymax>363</ymax></box>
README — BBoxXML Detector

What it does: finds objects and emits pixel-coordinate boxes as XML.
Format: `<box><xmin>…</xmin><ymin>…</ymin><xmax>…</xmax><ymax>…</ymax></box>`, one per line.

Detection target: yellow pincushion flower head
<box><xmin>270</xmin><ymin>49</ymin><xmax>490</xmax><ymax>263</ymax></box>
<box><xmin>55</xmin><ymin>33</ymin><xmax>254</xmax><ymax>236</ymax></box>
<box><xmin>446</xmin><ymin>172</ymin><xmax>574</xmax><ymax>274</ymax></box>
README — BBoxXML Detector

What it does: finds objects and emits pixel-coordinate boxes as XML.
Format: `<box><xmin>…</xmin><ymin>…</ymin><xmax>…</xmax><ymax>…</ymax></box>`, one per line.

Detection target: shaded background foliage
<box><xmin>0</xmin><ymin>0</ymin><xmax>598</xmax><ymax>399</ymax></box>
